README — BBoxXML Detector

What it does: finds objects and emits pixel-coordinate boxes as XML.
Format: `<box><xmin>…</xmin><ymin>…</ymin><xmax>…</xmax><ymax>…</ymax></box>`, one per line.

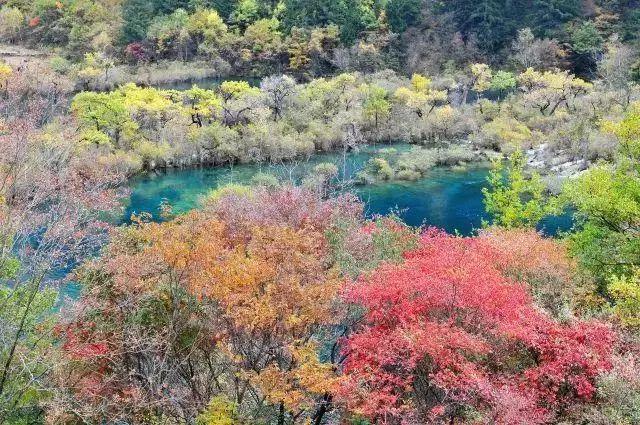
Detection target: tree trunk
<box><xmin>278</xmin><ymin>401</ymin><xmax>285</xmax><ymax>425</ymax></box>
<box><xmin>312</xmin><ymin>393</ymin><xmax>332</xmax><ymax>425</ymax></box>
<box><xmin>0</xmin><ymin>275</ymin><xmax>43</xmax><ymax>399</ymax></box>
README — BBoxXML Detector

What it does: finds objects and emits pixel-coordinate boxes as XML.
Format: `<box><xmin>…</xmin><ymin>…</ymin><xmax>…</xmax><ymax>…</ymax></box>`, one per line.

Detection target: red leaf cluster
<box><xmin>53</xmin><ymin>187</ymin><xmax>361</xmax><ymax>422</ymax></box>
<box><xmin>205</xmin><ymin>185</ymin><xmax>363</xmax><ymax>240</ymax></box>
<box><xmin>61</xmin><ymin>325</ymin><xmax>109</xmax><ymax>360</ymax></box>
<box><xmin>124</xmin><ymin>42</ymin><xmax>150</xmax><ymax>63</ymax></box>
<box><xmin>339</xmin><ymin>229</ymin><xmax>615</xmax><ymax>424</ymax></box>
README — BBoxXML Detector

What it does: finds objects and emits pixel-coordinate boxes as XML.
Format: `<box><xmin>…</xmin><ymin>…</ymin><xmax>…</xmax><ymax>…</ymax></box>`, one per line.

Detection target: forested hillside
<box><xmin>2</xmin><ymin>0</ymin><xmax>640</xmax><ymax>78</ymax></box>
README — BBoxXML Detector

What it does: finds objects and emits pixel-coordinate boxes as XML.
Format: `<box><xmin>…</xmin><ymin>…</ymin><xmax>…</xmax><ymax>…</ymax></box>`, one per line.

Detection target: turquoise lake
<box><xmin>124</xmin><ymin>145</ymin><xmax>572</xmax><ymax>235</ymax></box>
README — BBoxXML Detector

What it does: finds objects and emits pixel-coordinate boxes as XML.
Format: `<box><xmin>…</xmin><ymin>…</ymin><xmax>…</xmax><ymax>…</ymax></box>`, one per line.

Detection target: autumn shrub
<box><xmin>204</xmin><ymin>183</ymin><xmax>254</xmax><ymax>205</ymax></box>
<box><xmin>358</xmin><ymin>146</ymin><xmax>480</xmax><ymax>184</ymax></box>
<box><xmin>250</xmin><ymin>172</ymin><xmax>281</xmax><ymax>188</ymax></box>
<box><xmin>327</xmin><ymin>215</ymin><xmax>419</xmax><ymax>277</ymax></box>
<box><xmin>432</xmin><ymin>144</ymin><xmax>478</xmax><ymax>166</ymax></box>
<box><xmin>0</xmin><ymin>86</ymin><xmax>126</xmax><ymax>423</ymax></box>
<box><xmin>196</xmin><ymin>396</ymin><xmax>239</xmax><ymax>425</ymax></box>
<box><xmin>63</xmin><ymin>65</ymin><xmax>627</xmax><ymax>175</ymax></box>
<box><xmin>302</xmin><ymin>162</ymin><xmax>340</xmax><ymax>197</ymax></box>
<box><xmin>339</xmin><ymin>229</ymin><xmax>616</xmax><ymax>424</ymax></box>
<box><xmin>419</xmin><ymin>104</ymin><xmax>479</xmax><ymax>143</ymax></box>
<box><xmin>571</xmin><ymin>353</ymin><xmax>640</xmax><ymax>424</ymax></box>
<box><xmin>477</xmin><ymin>227</ymin><xmax>577</xmax><ymax>317</ymax></box>
<box><xmin>608</xmin><ymin>269</ymin><xmax>640</xmax><ymax>328</ymax></box>
<box><xmin>203</xmin><ymin>185</ymin><xmax>363</xmax><ymax>238</ymax></box>
<box><xmin>355</xmin><ymin>157</ymin><xmax>394</xmax><ymax>184</ymax></box>
<box><xmin>394</xmin><ymin>148</ymin><xmax>438</xmax><ymax>178</ymax></box>
<box><xmin>51</xmin><ymin>187</ymin><xmax>362</xmax><ymax>424</ymax></box>
<box><xmin>476</xmin><ymin>115</ymin><xmax>533</xmax><ymax>151</ymax></box>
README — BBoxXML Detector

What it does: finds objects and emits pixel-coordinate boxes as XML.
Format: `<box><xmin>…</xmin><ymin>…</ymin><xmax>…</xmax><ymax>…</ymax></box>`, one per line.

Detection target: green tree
<box><xmin>563</xmin><ymin>103</ymin><xmax>640</xmax><ymax>284</ymax></box>
<box><xmin>445</xmin><ymin>0</ymin><xmax>580</xmax><ymax>52</ymax></box>
<box><xmin>71</xmin><ymin>91</ymin><xmax>134</xmax><ymax>148</ymax></box>
<box><xmin>282</xmin><ymin>0</ymin><xmax>377</xmax><ymax>44</ymax></box>
<box><xmin>154</xmin><ymin>0</ymin><xmax>192</xmax><ymax>15</ymax></box>
<box><xmin>121</xmin><ymin>0</ymin><xmax>195</xmax><ymax>44</ymax></box>
<box><xmin>394</xmin><ymin>73</ymin><xmax>447</xmax><ymax>118</ymax></box>
<box><xmin>183</xmin><ymin>85</ymin><xmax>222</xmax><ymax>126</ymax></box>
<box><xmin>187</xmin><ymin>8</ymin><xmax>230</xmax><ymax>56</ymax></box>
<box><xmin>527</xmin><ymin>0</ymin><xmax>581</xmax><ymax>36</ymax></box>
<box><xmin>362</xmin><ymin>84</ymin><xmax>390</xmax><ymax>133</ymax></box>
<box><xmin>121</xmin><ymin>0</ymin><xmax>156</xmax><ymax>43</ymax></box>
<box><xmin>571</xmin><ymin>21</ymin><xmax>604</xmax><ymax>56</ymax></box>
<box><xmin>385</xmin><ymin>0</ymin><xmax>422</xmax><ymax>33</ymax></box>
<box><xmin>230</xmin><ymin>0</ymin><xmax>260</xmax><ymax>29</ymax></box>
<box><xmin>483</xmin><ymin>150</ymin><xmax>559</xmax><ymax>228</ymax></box>
<box><xmin>608</xmin><ymin>269</ymin><xmax>640</xmax><ymax>327</ymax></box>
<box><xmin>564</xmin><ymin>163</ymin><xmax>640</xmax><ymax>283</ymax></box>
<box><xmin>287</xmin><ymin>27</ymin><xmax>311</xmax><ymax>71</ymax></box>
<box><xmin>0</xmin><ymin>281</ymin><xmax>57</xmax><ymax>424</ymax></box>
<box><xmin>489</xmin><ymin>70</ymin><xmax>517</xmax><ymax>97</ymax></box>
<box><xmin>445</xmin><ymin>0</ymin><xmax>514</xmax><ymax>51</ymax></box>
<box><xmin>242</xmin><ymin>18</ymin><xmax>282</xmax><ymax>60</ymax></box>
<box><xmin>194</xmin><ymin>0</ymin><xmax>236</xmax><ymax>19</ymax></box>
<box><xmin>147</xmin><ymin>8</ymin><xmax>191</xmax><ymax>58</ymax></box>
<box><xmin>196</xmin><ymin>396</ymin><xmax>239</xmax><ymax>425</ymax></box>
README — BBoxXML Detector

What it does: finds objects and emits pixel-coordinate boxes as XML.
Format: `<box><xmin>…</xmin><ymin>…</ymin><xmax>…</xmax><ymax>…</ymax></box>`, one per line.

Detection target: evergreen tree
<box><xmin>282</xmin><ymin>0</ymin><xmax>377</xmax><ymax>44</ymax></box>
<box><xmin>445</xmin><ymin>0</ymin><xmax>581</xmax><ymax>52</ymax></box>
<box><xmin>192</xmin><ymin>0</ymin><xmax>237</xmax><ymax>19</ymax></box>
<box><xmin>446</xmin><ymin>0</ymin><xmax>514</xmax><ymax>51</ymax></box>
<box><xmin>527</xmin><ymin>0</ymin><xmax>581</xmax><ymax>37</ymax></box>
<box><xmin>121</xmin><ymin>0</ymin><xmax>155</xmax><ymax>43</ymax></box>
<box><xmin>386</xmin><ymin>0</ymin><xmax>422</xmax><ymax>33</ymax></box>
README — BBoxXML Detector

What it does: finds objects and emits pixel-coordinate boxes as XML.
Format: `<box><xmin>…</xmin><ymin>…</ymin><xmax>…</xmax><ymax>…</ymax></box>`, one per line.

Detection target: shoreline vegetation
<box><xmin>3</xmin><ymin>45</ymin><xmax>590</xmax><ymax>193</ymax></box>
<box><xmin>58</xmin><ymin>65</ymin><xmax>627</xmax><ymax>186</ymax></box>
<box><xmin>0</xmin><ymin>45</ymin><xmax>232</xmax><ymax>91</ymax></box>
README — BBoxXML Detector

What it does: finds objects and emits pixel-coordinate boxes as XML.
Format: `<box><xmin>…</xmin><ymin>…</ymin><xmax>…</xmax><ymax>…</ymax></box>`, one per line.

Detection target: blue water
<box><xmin>126</xmin><ymin>164</ymin><xmax>489</xmax><ymax>234</ymax></box>
<box><xmin>124</xmin><ymin>145</ymin><xmax>571</xmax><ymax>236</ymax></box>
<box><xmin>156</xmin><ymin>76</ymin><xmax>261</xmax><ymax>91</ymax></box>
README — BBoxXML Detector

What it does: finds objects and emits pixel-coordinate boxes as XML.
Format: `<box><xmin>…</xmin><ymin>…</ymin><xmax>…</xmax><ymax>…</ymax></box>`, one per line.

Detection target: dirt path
<box><xmin>0</xmin><ymin>44</ymin><xmax>50</xmax><ymax>67</ymax></box>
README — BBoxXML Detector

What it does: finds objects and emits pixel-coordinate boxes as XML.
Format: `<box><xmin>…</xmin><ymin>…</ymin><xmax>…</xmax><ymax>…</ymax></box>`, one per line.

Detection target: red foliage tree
<box><xmin>339</xmin><ymin>229</ymin><xmax>615</xmax><ymax>424</ymax></box>
<box><xmin>124</xmin><ymin>42</ymin><xmax>151</xmax><ymax>64</ymax></box>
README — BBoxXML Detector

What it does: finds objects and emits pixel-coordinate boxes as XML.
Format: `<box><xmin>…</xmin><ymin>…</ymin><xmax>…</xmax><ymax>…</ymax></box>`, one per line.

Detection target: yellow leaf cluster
<box><xmin>112</xmin><ymin>209</ymin><xmax>343</xmax><ymax>412</ymax></box>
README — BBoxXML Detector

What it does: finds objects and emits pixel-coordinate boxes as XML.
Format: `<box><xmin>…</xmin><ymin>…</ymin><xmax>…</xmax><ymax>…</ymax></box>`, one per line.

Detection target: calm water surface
<box><xmin>156</xmin><ymin>76</ymin><xmax>261</xmax><ymax>91</ymax></box>
<box><xmin>124</xmin><ymin>145</ymin><xmax>571</xmax><ymax>235</ymax></box>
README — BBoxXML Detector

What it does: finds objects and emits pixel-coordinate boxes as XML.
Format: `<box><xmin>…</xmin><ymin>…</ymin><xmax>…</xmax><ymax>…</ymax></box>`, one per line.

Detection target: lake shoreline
<box><xmin>125</xmin><ymin>142</ymin><xmax>572</xmax><ymax>236</ymax></box>
<box><xmin>136</xmin><ymin>140</ymin><xmax>496</xmax><ymax>176</ymax></box>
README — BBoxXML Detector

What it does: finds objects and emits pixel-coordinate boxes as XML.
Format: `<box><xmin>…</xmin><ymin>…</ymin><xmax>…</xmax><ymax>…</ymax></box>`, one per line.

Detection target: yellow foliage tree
<box><xmin>394</xmin><ymin>73</ymin><xmax>447</xmax><ymax>118</ymax></box>
<box><xmin>517</xmin><ymin>68</ymin><xmax>592</xmax><ymax>116</ymax></box>
<box><xmin>0</xmin><ymin>62</ymin><xmax>11</xmax><ymax>91</ymax></box>
<box><xmin>127</xmin><ymin>209</ymin><xmax>343</xmax><ymax>419</ymax></box>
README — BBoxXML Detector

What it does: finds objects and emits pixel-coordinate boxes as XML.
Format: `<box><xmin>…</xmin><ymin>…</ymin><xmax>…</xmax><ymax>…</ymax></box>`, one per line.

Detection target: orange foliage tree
<box><xmin>51</xmin><ymin>188</ymin><xmax>364</xmax><ymax>424</ymax></box>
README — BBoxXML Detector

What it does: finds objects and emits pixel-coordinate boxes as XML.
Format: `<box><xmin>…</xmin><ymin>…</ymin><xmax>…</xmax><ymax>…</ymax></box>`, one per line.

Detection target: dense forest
<box><xmin>2</xmin><ymin>0</ymin><xmax>640</xmax><ymax>424</ymax></box>
<box><xmin>2</xmin><ymin>0</ymin><xmax>640</xmax><ymax>79</ymax></box>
